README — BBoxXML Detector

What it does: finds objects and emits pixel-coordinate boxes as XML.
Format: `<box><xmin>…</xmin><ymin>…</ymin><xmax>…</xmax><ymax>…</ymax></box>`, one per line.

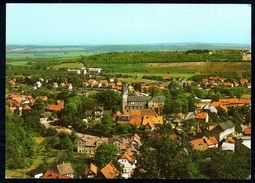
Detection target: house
<box><xmin>46</xmin><ymin>100</ymin><xmax>64</xmax><ymax>111</ymax></box>
<box><xmin>66</xmin><ymin>83</ymin><xmax>73</xmax><ymax>90</ymax></box>
<box><xmin>53</xmin><ymin>82</ymin><xmax>58</xmax><ymax>88</ymax></box>
<box><xmin>220</xmin><ymin>142</ymin><xmax>235</xmax><ymax>152</ymax></box>
<box><xmin>148</xmin><ymin>96</ymin><xmax>165</xmax><ymax>115</ymax></box>
<box><xmin>33</xmin><ymin>81</ymin><xmax>42</xmax><ymax>89</ymax></box>
<box><xmin>99</xmin><ymin>80</ymin><xmax>109</xmax><ymax>88</ymax></box>
<box><xmin>84</xmin><ymin>163</ymin><xmax>98</xmax><ymax>179</ymax></box>
<box><xmin>68</xmin><ymin>67</ymin><xmax>87</xmax><ymax>75</ymax></box>
<box><xmin>41</xmin><ymin>169</ymin><xmax>71</xmax><ymax>179</ymax></box>
<box><xmin>57</xmin><ymin>162</ymin><xmax>75</xmax><ymax>178</ymax></box>
<box><xmin>239</xmin><ymin>78</ymin><xmax>248</xmax><ymax>86</ymax></box>
<box><xmin>77</xmin><ymin>135</ymin><xmax>108</xmax><ymax>155</ymax></box>
<box><xmin>205</xmin><ymin>121</ymin><xmax>235</xmax><ymax>142</ymax></box>
<box><xmin>203</xmin><ymin>136</ymin><xmax>218</xmax><ymax>148</ymax></box>
<box><xmin>113</xmin><ymin>111</ymin><xmax>122</xmax><ymax>120</ymax></box>
<box><xmin>109</xmin><ymin>138</ymin><xmax>123</xmax><ymax>153</ymax></box>
<box><xmin>203</xmin><ymin>104</ymin><xmax>217</xmax><ymax>113</ymax></box>
<box><xmin>88</xmin><ymin>68</ymin><xmax>102</xmax><ymax>75</ymax></box>
<box><xmin>141</xmin><ymin>85</ymin><xmax>150</xmax><ymax>93</ymax></box>
<box><xmin>100</xmin><ymin>162</ymin><xmax>119</xmax><ymax>179</ymax></box>
<box><xmin>124</xmin><ymin>109</ymin><xmax>158</xmax><ymax>127</ymax></box>
<box><xmin>118</xmin><ymin>149</ymin><xmax>136</xmax><ymax>179</ymax></box>
<box><xmin>162</xmin><ymin>76</ymin><xmax>172</xmax><ymax>81</ymax></box>
<box><xmin>235</xmin><ymin>136</ymin><xmax>251</xmax><ymax>152</ymax></box>
<box><xmin>125</xmin><ymin>96</ymin><xmax>152</xmax><ymax>110</ymax></box>
<box><xmin>189</xmin><ymin>138</ymin><xmax>208</xmax><ymax>151</ymax></box>
<box><xmin>141</xmin><ymin>115</ymin><xmax>164</xmax><ymax>131</ymax></box>
<box><xmin>8</xmin><ymin>80</ymin><xmax>16</xmax><ymax>86</ymax></box>
<box><xmin>195</xmin><ymin>112</ymin><xmax>209</xmax><ymax>133</ymax></box>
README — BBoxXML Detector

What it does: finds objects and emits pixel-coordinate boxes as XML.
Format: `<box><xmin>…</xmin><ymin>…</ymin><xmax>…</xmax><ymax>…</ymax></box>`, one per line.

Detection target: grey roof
<box><xmin>127</xmin><ymin>96</ymin><xmax>152</xmax><ymax>102</ymax></box>
<box><xmin>57</xmin><ymin>163</ymin><xmax>74</xmax><ymax>175</ymax></box>
<box><xmin>219</xmin><ymin>121</ymin><xmax>235</xmax><ymax>131</ymax></box>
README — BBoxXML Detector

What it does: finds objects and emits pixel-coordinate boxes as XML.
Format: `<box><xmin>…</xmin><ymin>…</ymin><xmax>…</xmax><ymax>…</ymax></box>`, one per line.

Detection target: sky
<box><xmin>6</xmin><ymin>4</ymin><xmax>251</xmax><ymax>45</ymax></box>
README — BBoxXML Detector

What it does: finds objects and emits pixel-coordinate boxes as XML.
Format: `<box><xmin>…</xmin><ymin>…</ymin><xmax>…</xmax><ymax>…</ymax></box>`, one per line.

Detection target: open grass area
<box><xmin>8</xmin><ymin>61</ymin><xmax>30</xmax><ymax>66</ymax></box>
<box><xmin>201</xmin><ymin>62</ymin><xmax>251</xmax><ymax>73</ymax></box>
<box><xmin>51</xmin><ymin>62</ymin><xmax>84</xmax><ymax>69</ymax></box>
<box><xmin>241</xmin><ymin>94</ymin><xmax>251</xmax><ymax>99</ymax></box>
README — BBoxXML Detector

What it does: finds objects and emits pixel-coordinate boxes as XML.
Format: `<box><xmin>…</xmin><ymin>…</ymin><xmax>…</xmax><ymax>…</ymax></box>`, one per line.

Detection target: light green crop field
<box><xmin>201</xmin><ymin>62</ymin><xmax>251</xmax><ymax>73</ymax></box>
<box><xmin>51</xmin><ymin>62</ymin><xmax>84</xmax><ymax>69</ymax></box>
<box><xmin>8</xmin><ymin>61</ymin><xmax>30</xmax><ymax>66</ymax></box>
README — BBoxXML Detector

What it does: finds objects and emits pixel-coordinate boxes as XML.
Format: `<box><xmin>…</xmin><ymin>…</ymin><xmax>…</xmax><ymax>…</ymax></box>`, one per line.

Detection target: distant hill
<box><xmin>6</xmin><ymin>43</ymin><xmax>250</xmax><ymax>54</ymax></box>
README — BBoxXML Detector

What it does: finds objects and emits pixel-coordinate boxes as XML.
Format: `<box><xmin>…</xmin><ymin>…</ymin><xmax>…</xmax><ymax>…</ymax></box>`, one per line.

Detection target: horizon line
<box><xmin>6</xmin><ymin>42</ymin><xmax>251</xmax><ymax>47</ymax></box>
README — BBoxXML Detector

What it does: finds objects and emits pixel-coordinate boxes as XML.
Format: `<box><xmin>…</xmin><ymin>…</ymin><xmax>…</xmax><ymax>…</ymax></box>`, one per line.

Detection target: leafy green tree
<box><xmin>94</xmin><ymin>143</ymin><xmax>118</xmax><ymax>169</ymax></box>
<box><xmin>95</xmin><ymin>89</ymin><xmax>121</xmax><ymax>110</ymax></box>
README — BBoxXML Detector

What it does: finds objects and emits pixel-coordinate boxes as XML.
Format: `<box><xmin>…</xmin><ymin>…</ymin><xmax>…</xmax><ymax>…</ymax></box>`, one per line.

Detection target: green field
<box><xmin>8</xmin><ymin>61</ymin><xmax>31</xmax><ymax>66</ymax></box>
<box><xmin>51</xmin><ymin>62</ymin><xmax>84</xmax><ymax>69</ymax></box>
<box><xmin>201</xmin><ymin>62</ymin><xmax>251</xmax><ymax>73</ymax></box>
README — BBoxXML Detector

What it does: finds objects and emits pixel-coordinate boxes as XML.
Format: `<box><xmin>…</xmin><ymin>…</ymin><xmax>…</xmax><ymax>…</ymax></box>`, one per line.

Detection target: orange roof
<box><xmin>46</xmin><ymin>105</ymin><xmax>62</xmax><ymax>111</ymax></box>
<box><xmin>134</xmin><ymin>133</ymin><xmax>141</xmax><ymax>141</ymax></box>
<box><xmin>162</xmin><ymin>76</ymin><xmax>171</xmax><ymax>80</ymax></box>
<box><xmin>170</xmin><ymin>133</ymin><xmax>179</xmax><ymax>141</ymax></box>
<box><xmin>100</xmin><ymin>162</ymin><xmax>119</xmax><ymax>179</ymax></box>
<box><xmin>219</xmin><ymin>105</ymin><xmax>228</xmax><ymax>111</ymax></box>
<box><xmin>244</xmin><ymin>126</ymin><xmax>251</xmax><ymax>135</ymax></box>
<box><xmin>204</xmin><ymin>136</ymin><xmax>218</xmax><ymax>145</ymax></box>
<box><xmin>177</xmin><ymin>112</ymin><xmax>184</xmax><ymax>119</ymax></box>
<box><xmin>195</xmin><ymin>112</ymin><xmax>208</xmax><ymax>120</ymax></box>
<box><xmin>99</xmin><ymin>80</ymin><xmax>108</xmax><ymax>84</ymax></box>
<box><xmin>210</xmin><ymin>102</ymin><xmax>220</xmax><ymax>107</ymax></box>
<box><xmin>60</xmin><ymin>83</ymin><xmax>66</xmax><ymax>87</ymax></box>
<box><xmin>42</xmin><ymin>170</ymin><xmax>71</xmax><ymax>179</ymax></box>
<box><xmin>189</xmin><ymin>138</ymin><xmax>208</xmax><ymax>151</ymax></box>
<box><xmin>142</xmin><ymin>116</ymin><xmax>163</xmax><ymax>128</ymax></box>
<box><xmin>226</xmin><ymin>137</ymin><xmax>235</xmax><ymax>143</ymax></box>
<box><xmin>22</xmin><ymin>104</ymin><xmax>31</xmax><ymax>110</ymax></box>
<box><xmin>8</xmin><ymin>80</ymin><xmax>16</xmax><ymax>85</ymax></box>
<box><xmin>53</xmin><ymin>82</ymin><xmax>58</xmax><ymax>86</ymax></box>
<box><xmin>124</xmin><ymin>109</ymin><xmax>157</xmax><ymax>127</ymax></box>
<box><xmin>120</xmin><ymin>151</ymin><xmax>134</xmax><ymax>163</ymax></box>
<box><xmin>113</xmin><ymin>111</ymin><xmax>122</xmax><ymax>118</ymax></box>
<box><xmin>85</xmin><ymin>163</ymin><xmax>98</xmax><ymax>176</ymax></box>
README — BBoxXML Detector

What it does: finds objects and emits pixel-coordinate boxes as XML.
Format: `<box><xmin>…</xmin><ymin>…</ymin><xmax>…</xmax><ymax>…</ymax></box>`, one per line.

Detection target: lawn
<box><xmin>51</xmin><ymin>62</ymin><xmax>84</xmax><ymax>69</ymax></box>
<box><xmin>8</xmin><ymin>61</ymin><xmax>30</xmax><ymax>66</ymax></box>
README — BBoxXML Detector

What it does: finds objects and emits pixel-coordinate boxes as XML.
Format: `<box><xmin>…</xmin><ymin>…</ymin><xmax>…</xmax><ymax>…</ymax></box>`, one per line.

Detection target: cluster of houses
<box><xmin>195</xmin><ymin>97</ymin><xmax>251</xmax><ymax>113</ymax></box>
<box><xmin>5</xmin><ymin>93</ymin><xmax>64</xmax><ymax>120</ymax></box>
<box><xmin>82</xmin><ymin>79</ymin><xmax>123</xmax><ymax>91</ymax></box>
<box><xmin>77</xmin><ymin>133</ymin><xmax>142</xmax><ymax>179</ymax></box>
<box><xmin>34</xmin><ymin>162</ymin><xmax>75</xmax><ymax>179</ymax></box>
<box><xmin>67</xmin><ymin>67</ymin><xmax>102</xmax><ymax>76</ymax></box>
<box><xmin>53</xmin><ymin>82</ymin><xmax>73</xmax><ymax>90</ymax></box>
<box><xmin>5</xmin><ymin>93</ymin><xmax>46</xmax><ymax>115</ymax></box>
<box><xmin>199</xmin><ymin>76</ymin><xmax>251</xmax><ymax>89</ymax></box>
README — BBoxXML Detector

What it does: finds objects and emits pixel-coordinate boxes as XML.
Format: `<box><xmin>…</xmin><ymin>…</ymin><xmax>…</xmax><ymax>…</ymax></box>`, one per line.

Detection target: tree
<box><xmin>94</xmin><ymin>143</ymin><xmax>118</xmax><ymax>169</ymax></box>
<box><xmin>95</xmin><ymin>89</ymin><xmax>121</xmax><ymax>110</ymax></box>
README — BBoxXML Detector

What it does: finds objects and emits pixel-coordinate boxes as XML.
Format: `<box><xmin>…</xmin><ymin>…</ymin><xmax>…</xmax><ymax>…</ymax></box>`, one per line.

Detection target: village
<box><xmin>5</xmin><ymin>65</ymin><xmax>251</xmax><ymax>179</ymax></box>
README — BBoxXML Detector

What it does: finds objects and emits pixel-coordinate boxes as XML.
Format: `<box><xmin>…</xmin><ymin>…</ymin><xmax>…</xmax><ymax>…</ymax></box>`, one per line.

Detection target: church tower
<box><xmin>121</xmin><ymin>82</ymin><xmax>128</xmax><ymax>113</ymax></box>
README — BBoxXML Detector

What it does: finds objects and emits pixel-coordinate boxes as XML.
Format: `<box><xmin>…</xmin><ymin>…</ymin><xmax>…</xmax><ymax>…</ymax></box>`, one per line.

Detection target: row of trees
<box><xmin>133</xmin><ymin>135</ymin><xmax>250</xmax><ymax>179</ymax></box>
<box><xmin>81</xmin><ymin>50</ymin><xmax>244</xmax><ymax>65</ymax></box>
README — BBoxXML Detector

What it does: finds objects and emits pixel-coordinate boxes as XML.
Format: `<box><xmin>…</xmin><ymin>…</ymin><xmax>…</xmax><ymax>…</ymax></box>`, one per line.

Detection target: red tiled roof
<box><xmin>244</xmin><ymin>126</ymin><xmax>251</xmax><ymax>135</ymax></box>
<box><xmin>46</xmin><ymin>105</ymin><xmax>62</xmax><ymax>111</ymax></box>
<box><xmin>85</xmin><ymin>163</ymin><xmax>98</xmax><ymax>176</ymax></box>
<box><xmin>177</xmin><ymin>112</ymin><xmax>184</xmax><ymax>119</ymax></box>
<box><xmin>100</xmin><ymin>162</ymin><xmax>119</xmax><ymax>179</ymax></box>
<box><xmin>195</xmin><ymin>112</ymin><xmax>208</xmax><ymax>120</ymax></box>
<box><xmin>204</xmin><ymin>136</ymin><xmax>218</xmax><ymax>145</ymax></box>
<box><xmin>189</xmin><ymin>138</ymin><xmax>208</xmax><ymax>151</ymax></box>
<box><xmin>170</xmin><ymin>133</ymin><xmax>179</xmax><ymax>141</ymax></box>
<box><xmin>42</xmin><ymin>170</ymin><xmax>71</xmax><ymax>179</ymax></box>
